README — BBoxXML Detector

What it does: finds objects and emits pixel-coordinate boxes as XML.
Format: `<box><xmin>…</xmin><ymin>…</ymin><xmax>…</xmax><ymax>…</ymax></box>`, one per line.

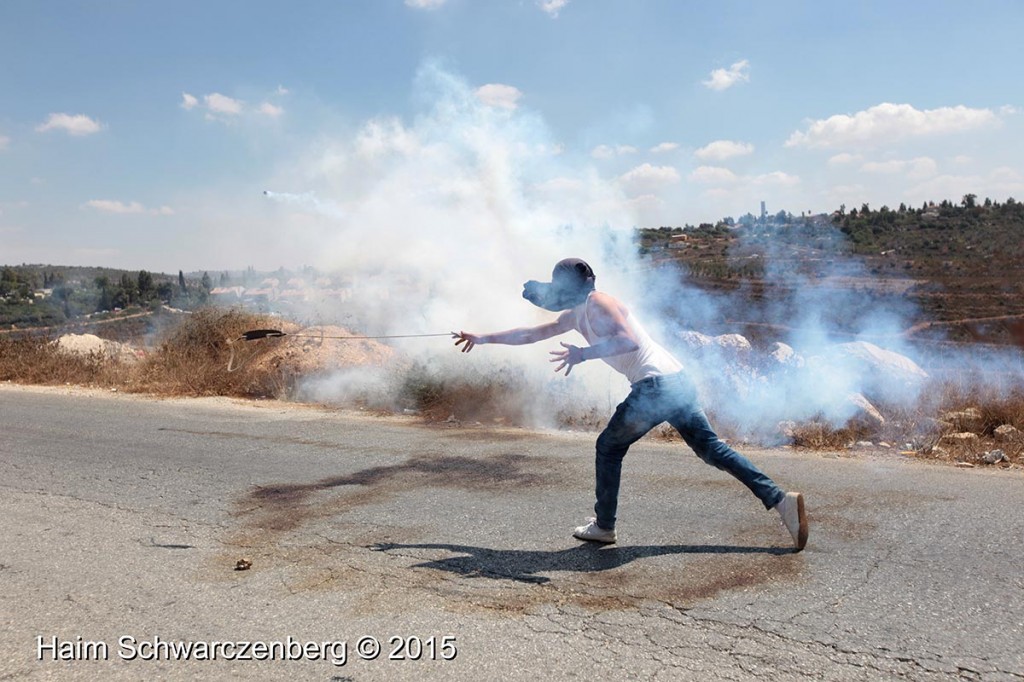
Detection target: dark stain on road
<box><xmin>231</xmin><ymin>452</ymin><xmax>560</xmax><ymax>534</ymax></box>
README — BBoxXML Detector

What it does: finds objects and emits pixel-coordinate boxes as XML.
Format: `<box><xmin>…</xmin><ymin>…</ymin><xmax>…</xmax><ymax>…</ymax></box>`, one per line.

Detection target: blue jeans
<box><xmin>593</xmin><ymin>372</ymin><xmax>785</xmax><ymax>530</ymax></box>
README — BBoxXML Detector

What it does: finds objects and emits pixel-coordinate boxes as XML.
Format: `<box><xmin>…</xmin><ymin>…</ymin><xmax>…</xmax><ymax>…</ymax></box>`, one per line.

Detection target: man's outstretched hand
<box><xmin>550</xmin><ymin>342</ymin><xmax>586</xmax><ymax>376</ymax></box>
<box><xmin>452</xmin><ymin>331</ymin><xmax>483</xmax><ymax>353</ymax></box>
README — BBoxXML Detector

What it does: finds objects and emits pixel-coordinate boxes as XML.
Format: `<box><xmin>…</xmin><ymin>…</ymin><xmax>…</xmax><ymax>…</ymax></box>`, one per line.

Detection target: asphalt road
<box><xmin>1</xmin><ymin>384</ymin><xmax>1022</xmax><ymax>681</ymax></box>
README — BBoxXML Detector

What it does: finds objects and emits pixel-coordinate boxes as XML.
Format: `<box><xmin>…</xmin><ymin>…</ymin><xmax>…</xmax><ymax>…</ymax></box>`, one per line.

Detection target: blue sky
<box><xmin>2</xmin><ymin>0</ymin><xmax>1023</xmax><ymax>272</ymax></box>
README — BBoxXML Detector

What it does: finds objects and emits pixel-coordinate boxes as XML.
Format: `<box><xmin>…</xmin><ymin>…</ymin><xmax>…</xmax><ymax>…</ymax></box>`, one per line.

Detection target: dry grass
<box><xmin>0</xmin><ymin>334</ymin><xmax>132</xmax><ymax>386</ymax></box>
<box><xmin>768</xmin><ymin>377</ymin><xmax>1024</xmax><ymax>466</ymax></box>
<box><xmin>131</xmin><ymin>308</ymin><xmax>288</xmax><ymax>398</ymax></box>
<box><xmin>398</xmin><ymin>362</ymin><xmax>538</xmax><ymax>424</ymax></box>
<box><xmin>0</xmin><ymin>309</ymin><xmax>287</xmax><ymax>398</ymax></box>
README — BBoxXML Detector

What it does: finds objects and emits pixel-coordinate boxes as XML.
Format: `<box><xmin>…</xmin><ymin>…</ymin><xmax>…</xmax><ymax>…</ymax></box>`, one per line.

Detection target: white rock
<box><xmin>846</xmin><ymin>392</ymin><xmax>886</xmax><ymax>430</ymax></box>
<box><xmin>994</xmin><ymin>424</ymin><xmax>1021</xmax><ymax>442</ymax></box>
<box><xmin>768</xmin><ymin>342</ymin><xmax>804</xmax><ymax>367</ymax></box>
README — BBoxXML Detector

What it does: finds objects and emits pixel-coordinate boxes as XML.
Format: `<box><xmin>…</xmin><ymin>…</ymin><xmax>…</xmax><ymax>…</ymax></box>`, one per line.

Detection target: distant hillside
<box><xmin>636</xmin><ymin>197</ymin><xmax>1024</xmax><ymax>346</ymax></box>
<box><xmin>0</xmin><ymin>265</ymin><xmax>203</xmax><ymax>329</ymax></box>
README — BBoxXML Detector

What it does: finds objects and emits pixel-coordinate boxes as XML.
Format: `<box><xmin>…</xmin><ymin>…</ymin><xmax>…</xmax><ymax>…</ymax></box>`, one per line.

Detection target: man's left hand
<box><xmin>549</xmin><ymin>342</ymin><xmax>586</xmax><ymax>376</ymax></box>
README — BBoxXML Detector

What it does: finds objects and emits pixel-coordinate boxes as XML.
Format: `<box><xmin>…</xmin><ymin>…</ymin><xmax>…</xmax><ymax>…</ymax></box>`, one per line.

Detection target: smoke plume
<box><xmin>249</xmin><ymin>61</ymin><xmax>1020</xmax><ymax>438</ymax></box>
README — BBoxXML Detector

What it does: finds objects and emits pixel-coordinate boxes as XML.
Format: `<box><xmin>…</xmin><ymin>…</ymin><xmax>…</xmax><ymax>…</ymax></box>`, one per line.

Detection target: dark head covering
<box><xmin>522</xmin><ymin>258</ymin><xmax>596</xmax><ymax>311</ymax></box>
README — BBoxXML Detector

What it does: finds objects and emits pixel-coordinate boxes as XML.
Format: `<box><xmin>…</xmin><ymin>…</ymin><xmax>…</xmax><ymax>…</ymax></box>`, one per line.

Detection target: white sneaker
<box><xmin>775</xmin><ymin>492</ymin><xmax>808</xmax><ymax>551</ymax></box>
<box><xmin>573</xmin><ymin>518</ymin><xmax>617</xmax><ymax>544</ymax></box>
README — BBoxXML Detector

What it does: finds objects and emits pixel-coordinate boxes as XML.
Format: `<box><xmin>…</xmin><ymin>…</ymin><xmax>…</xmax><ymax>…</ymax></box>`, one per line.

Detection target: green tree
<box><xmin>119</xmin><ymin>272</ymin><xmax>137</xmax><ymax>305</ymax></box>
<box><xmin>0</xmin><ymin>268</ymin><xmax>17</xmax><ymax>297</ymax></box>
<box><xmin>199</xmin><ymin>271</ymin><xmax>212</xmax><ymax>303</ymax></box>
<box><xmin>137</xmin><ymin>270</ymin><xmax>154</xmax><ymax>300</ymax></box>
<box><xmin>156</xmin><ymin>281</ymin><xmax>174</xmax><ymax>302</ymax></box>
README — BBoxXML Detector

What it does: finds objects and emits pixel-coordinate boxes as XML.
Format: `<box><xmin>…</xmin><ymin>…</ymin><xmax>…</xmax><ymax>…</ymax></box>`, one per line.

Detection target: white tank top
<box><xmin>572</xmin><ymin>293</ymin><xmax>683</xmax><ymax>385</ymax></box>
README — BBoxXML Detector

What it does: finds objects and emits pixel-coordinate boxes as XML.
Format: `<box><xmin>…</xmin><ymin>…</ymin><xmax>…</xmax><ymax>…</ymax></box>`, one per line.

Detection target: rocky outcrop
<box><xmin>674</xmin><ymin>331</ymin><xmax>927</xmax><ymax>438</ymax></box>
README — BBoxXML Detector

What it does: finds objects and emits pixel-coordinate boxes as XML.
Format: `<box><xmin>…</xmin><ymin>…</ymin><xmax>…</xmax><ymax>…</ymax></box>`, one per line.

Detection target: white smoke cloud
<box><xmin>254</xmin><ymin>63</ymin><xmax>645</xmax><ymax>416</ymax></box>
<box><xmin>262</xmin><ymin>191</ymin><xmax>346</xmax><ymax>220</ymax></box>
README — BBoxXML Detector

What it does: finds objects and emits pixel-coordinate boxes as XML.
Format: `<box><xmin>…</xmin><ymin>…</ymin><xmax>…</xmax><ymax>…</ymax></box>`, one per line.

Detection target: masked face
<box><xmin>522</xmin><ymin>259</ymin><xmax>596</xmax><ymax>311</ymax></box>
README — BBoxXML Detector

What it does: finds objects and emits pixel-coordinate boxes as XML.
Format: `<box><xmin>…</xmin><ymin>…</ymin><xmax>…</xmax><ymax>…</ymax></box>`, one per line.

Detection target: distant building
<box><xmin>760</xmin><ymin>201</ymin><xmax>767</xmax><ymax>221</ymax></box>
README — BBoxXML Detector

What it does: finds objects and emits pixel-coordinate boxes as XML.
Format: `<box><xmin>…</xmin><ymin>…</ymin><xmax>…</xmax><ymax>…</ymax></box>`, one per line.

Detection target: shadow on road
<box><xmin>371</xmin><ymin>541</ymin><xmax>793</xmax><ymax>584</ymax></box>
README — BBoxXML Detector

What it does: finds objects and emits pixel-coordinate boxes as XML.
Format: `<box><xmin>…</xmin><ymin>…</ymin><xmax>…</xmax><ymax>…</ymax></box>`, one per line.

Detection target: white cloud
<box><xmin>0</xmin><ymin>135</ymin><xmax>9</xmax><ymax>150</ymax></box>
<box><xmin>702</xmin><ymin>59</ymin><xmax>750</xmax><ymax>91</ymax></box>
<box><xmin>276</xmin><ymin>85</ymin><xmax>290</xmax><ymax>95</ymax></box>
<box><xmin>35</xmin><ymin>113</ymin><xmax>103</xmax><ymax>136</ymax></box>
<box><xmin>694</xmin><ymin>140</ymin><xmax>754</xmax><ymax>161</ymax></box>
<box><xmin>618</xmin><ymin>163</ymin><xmax>681</xmax><ymax>194</ymax></box>
<box><xmin>860</xmin><ymin>156</ymin><xmax>937</xmax><ymax>180</ymax></box>
<box><xmin>474</xmin><ymin>83</ymin><xmax>523</xmax><ymax>110</ymax></box>
<box><xmin>82</xmin><ymin>199</ymin><xmax>174</xmax><ymax>216</ymax></box>
<box><xmin>688</xmin><ymin>166</ymin><xmax>739</xmax><ymax>185</ymax></box>
<box><xmin>859</xmin><ymin>160</ymin><xmax>904</xmax><ymax>174</ymax></box>
<box><xmin>181</xmin><ymin>92</ymin><xmax>198</xmax><ymax>110</ymax></box>
<box><xmin>538</xmin><ymin>0</ymin><xmax>570</xmax><ymax>18</ymax></box>
<box><xmin>785</xmin><ymin>102</ymin><xmax>999</xmax><ymax>149</ymax></box>
<box><xmin>827</xmin><ymin>152</ymin><xmax>861</xmax><ymax>166</ymax></box>
<box><xmin>751</xmin><ymin>171</ymin><xmax>801</xmax><ymax>187</ymax></box>
<box><xmin>590</xmin><ymin>144</ymin><xmax>638</xmax><ymax>159</ymax></box>
<box><xmin>405</xmin><ymin>0</ymin><xmax>447</xmax><ymax>8</ymax></box>
<box><xmin>258</xmin><ymin>102</ymin><xmax>284</xmax><ymax>118</ymax></box>
<box><xmin>204</xmin><ymin>93</ymin><xmax>244</xmax><ymax>115</ymax></box>
<box><xmin>82</xmin><ymin>200</ymin><xmax>145</xmax><ymax>214</ymax></box>
<box><xmin>650</xmin><ymin>142</ymin><xmax>679</xmax><ymax>154</ymax></box>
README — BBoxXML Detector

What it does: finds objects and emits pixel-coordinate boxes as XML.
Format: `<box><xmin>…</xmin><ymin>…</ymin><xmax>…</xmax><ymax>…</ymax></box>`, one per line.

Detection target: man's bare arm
<box><xmin>453</xmin><ymin>311</ymin><xmax>575</xmax><ymax>353</ymax></box>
